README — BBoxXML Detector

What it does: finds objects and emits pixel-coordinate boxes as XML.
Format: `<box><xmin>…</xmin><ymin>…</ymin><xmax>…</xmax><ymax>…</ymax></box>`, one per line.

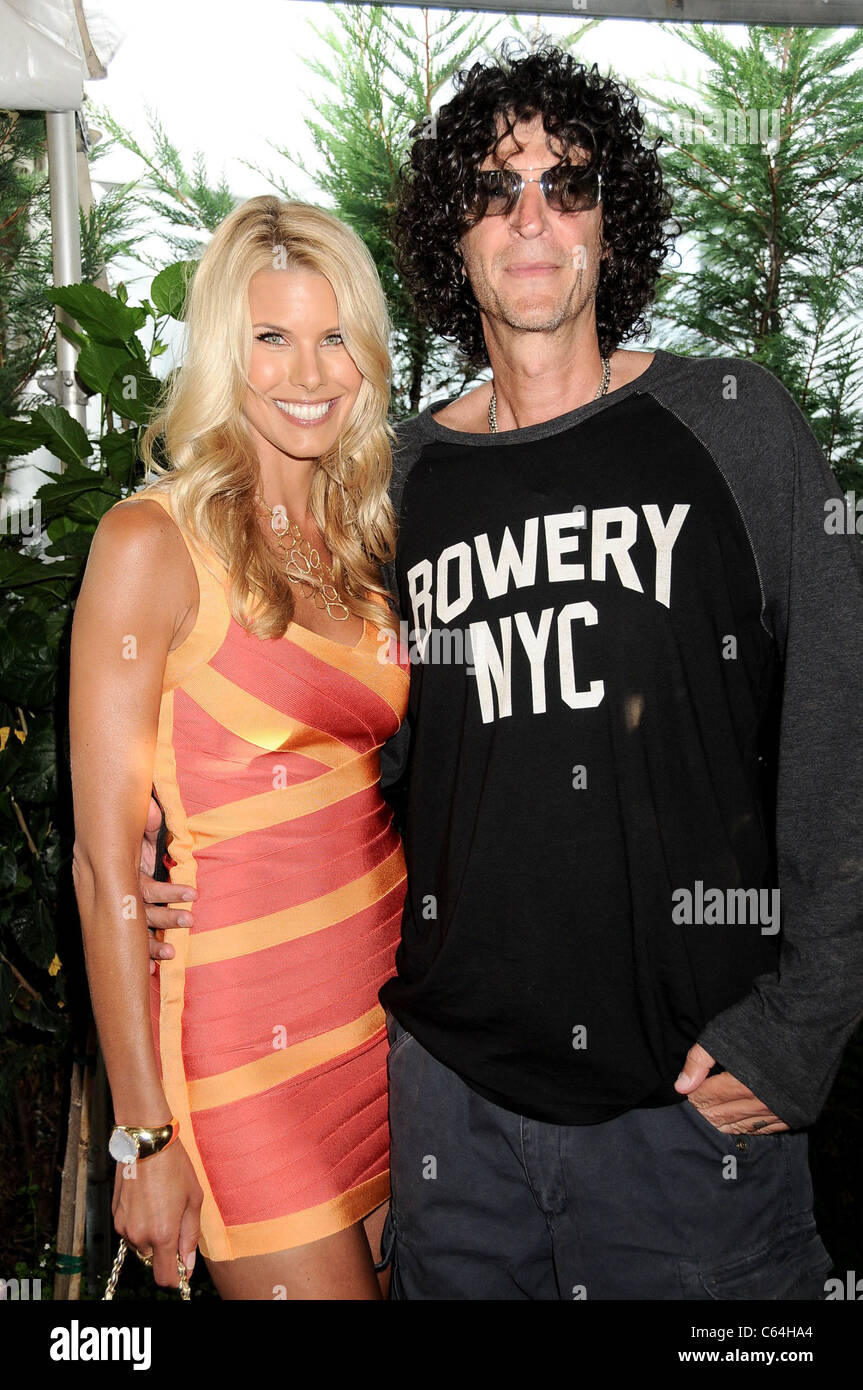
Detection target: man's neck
<box><xmin>487</xmin><ymin>343</ymin><xmax>606</xmax><ymax>433</ymax></box>
<box><xmin>430</xmin><ymin>341</ymin><xmax>657</xmax><ymax>435</ymax></box>
<box><xmin>484</xmin><ymin>302</ymin><xmax>611</xmax><ymax>430</ymax></box>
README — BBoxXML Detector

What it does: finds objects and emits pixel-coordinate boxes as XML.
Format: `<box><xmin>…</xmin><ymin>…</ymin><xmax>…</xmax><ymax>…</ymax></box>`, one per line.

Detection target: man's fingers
<box><xmin>139</xmin><ymin>874</ymin><xmax>195</xmax><ymax>932</ymax></box>
<box><xmin>674</xmin><ymin>1042</ymin><xmax>715</xmax><ymax>1094</ymax></box>
<box><xmin>686</xmin><ymin>1087</ymin><xmax>788</xmax><ymax>1134</ymax></box>
<box><xmin>684</xmin><ymin>1068</ymin><xmax>783</xmax><ymax>1132</ymax></box>
<box><xmin>694</xmin><ymin>1101</ymin><xmax>787</xmax><ymax>1133</ymax></box>
<box><xmin>685</xmin><ymin>1069</ymin><xmax>756</xmax><ymax>1105</ymax></box>
<box><xmin>144</xmin><ymin>796</ymin><xmax>164</xmax><ymax>838</ymax></box>
<box><xmin>140</xmin><ymin>796</ymin><xmax>166</xmax><ymax>876</ymax></box>
<box><xmin>715</xmin><ymin>1114</ymin><xmax>788</xmax><ymax>1134</ymax></box>
<box><xmin>144</xmin><ymin>903</ymin><xmax>190</xmax><ymax>931</ymax></box>
<box><xmin>138</xmin><ymin>874</ymin><xmax>195</xmax><ymax>906</ymax></box>
<box><xmin>147</xmin><ymin>930</ymin><xmax>176</xmax><ymax>963</ymax></box>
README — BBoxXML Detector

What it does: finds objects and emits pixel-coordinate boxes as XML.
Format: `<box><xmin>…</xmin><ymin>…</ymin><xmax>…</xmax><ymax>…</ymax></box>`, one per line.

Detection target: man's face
<box><xmin>458</xmin><ymin>115</ymin><xmax>606</xmax><ymax>339</ymax></box>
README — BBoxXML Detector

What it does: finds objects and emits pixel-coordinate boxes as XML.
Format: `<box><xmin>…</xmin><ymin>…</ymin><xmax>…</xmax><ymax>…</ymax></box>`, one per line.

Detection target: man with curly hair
<box><xmin>373</xmin><ymin>42</ymin><xmax>863</xmax><ymax>1300</ymax></box>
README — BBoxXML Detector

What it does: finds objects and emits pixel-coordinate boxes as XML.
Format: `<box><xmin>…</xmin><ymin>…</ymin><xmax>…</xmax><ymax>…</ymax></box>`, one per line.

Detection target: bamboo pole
<box><xmin>68</xmin><ymin>1027</ymin><xmax>95</xmax><ymax>1299</ymax></box>
<box><xmin>53</xmin><ymin>1028</ymin><xmax>95</xmax><ymax>1300</ymax></box>
<box><xmin>53</xmin><ymin>1052</ymin><xmax>83</xmax><ymax>1300</ymax></box>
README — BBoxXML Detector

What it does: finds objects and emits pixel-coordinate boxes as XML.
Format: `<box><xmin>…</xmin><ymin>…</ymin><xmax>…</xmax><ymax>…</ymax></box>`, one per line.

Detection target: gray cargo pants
<box><xmin>380</xmin><ymin>1011</ymin><xmax>833</xmax><ymax>1301</ymax></box>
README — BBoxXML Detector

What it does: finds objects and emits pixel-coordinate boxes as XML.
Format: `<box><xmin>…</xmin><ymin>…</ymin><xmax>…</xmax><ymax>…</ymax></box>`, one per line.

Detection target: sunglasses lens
<box><xmin>467</xmin><ymin>170</ymin><xmax>520</xmax><ymax>217</ymax></box>
<box><xmin>463</xmin><ymin>167</ymin><xmax>601</xmax><ymax>223</ymax></box>
<box><xmin>543</xmin><ymin>167</ymin><xmax>600</xmax><ymax>211</ymax></box>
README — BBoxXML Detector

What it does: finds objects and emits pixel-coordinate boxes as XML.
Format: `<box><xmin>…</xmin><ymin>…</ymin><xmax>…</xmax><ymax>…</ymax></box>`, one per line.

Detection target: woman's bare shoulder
<box><xmin>96</xmin><ymin>490</ymin><xmax>184</xmax><ymax>554</ymax></box>
<box><xmin>87</xmin><ymin>491</ymin><xmax>197</xmax><ymax>601</ymax></box>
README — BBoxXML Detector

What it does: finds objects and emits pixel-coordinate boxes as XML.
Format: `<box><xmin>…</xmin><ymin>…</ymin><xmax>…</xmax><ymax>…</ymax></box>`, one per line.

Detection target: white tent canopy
<box><xmin>0</xmin><ymin>0</ymin><xmax>126</xmax><ymax>109</ymax></box>
<box><xmin>406</xmin><ymin>0</ymin><xmax>862</xmax><ymax>20</ymax></box>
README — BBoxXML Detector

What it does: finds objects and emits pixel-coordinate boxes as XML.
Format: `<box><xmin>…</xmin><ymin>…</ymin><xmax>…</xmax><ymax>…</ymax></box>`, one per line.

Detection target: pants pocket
<box><xmin>385</xmin><ymin>1008</ymin><xmax>415</xmax><ymax>1059</ymax></box>
<box><xmin>670</xmin><ymin>1101</ymin><xmax>833</xmax><ymax>1299</ymax></box>
<box><xmin>686</xmin><ymin>1218</ymin><xmax>833</xmax><ymax>1300</ymax></box>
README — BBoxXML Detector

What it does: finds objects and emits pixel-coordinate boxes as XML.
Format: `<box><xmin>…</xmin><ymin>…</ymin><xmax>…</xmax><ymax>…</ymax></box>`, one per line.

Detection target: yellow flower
<box><xmin>48</xmin><ymin>954</ymin><xmax>62</xmax><ymax>977</ymax></box>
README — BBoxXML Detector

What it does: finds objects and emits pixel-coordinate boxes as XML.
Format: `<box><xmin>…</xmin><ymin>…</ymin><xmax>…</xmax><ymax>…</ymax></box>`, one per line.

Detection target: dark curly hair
<box><xmin>392</xmin><ymin>41</ymin><xmax>680</xmax><ymax>365</ymax></box>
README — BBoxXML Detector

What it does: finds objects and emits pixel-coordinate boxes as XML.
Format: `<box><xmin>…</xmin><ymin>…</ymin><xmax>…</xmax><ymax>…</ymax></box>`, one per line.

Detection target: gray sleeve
<box><xmin>380</xmin><ymin>412</ymin><xmax>428</xmax><ymax>618</ymax></box>
<box><xmin>689</xmin><ymin>363</ymin><xmax>863</xmax><ymax>1127</ymax></box>
<box><xmin>379</xmin><ymin>414</ymin><xmax>427</xmax><ymax>808</ymax></box>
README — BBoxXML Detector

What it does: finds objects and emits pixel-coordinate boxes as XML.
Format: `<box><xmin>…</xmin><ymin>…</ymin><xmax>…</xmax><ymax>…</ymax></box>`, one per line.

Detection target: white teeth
<box><xmin>274</xmin><ymin>399</ymin><xmax>334</xmax><ymax>421</ymax></box>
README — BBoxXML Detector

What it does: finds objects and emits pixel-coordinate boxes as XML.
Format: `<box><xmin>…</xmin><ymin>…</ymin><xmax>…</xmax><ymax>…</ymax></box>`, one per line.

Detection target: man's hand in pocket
<box><xmin>675</xmin><ymin>1042</ymin><xmax>789</xmax><ymax>1135</ymax></box>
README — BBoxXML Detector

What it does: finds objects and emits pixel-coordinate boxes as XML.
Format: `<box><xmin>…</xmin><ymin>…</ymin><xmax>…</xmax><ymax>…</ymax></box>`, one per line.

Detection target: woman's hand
<box><xmin>112</xmin><ymin>1142</ymin><xmax>204</xmax><ymax>1288</ymax></box>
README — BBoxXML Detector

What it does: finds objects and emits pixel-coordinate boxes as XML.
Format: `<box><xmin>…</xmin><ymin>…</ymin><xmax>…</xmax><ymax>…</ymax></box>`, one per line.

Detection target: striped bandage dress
<box><xmin>129</xmin><ymin>489</ymin><xmax>409</xmax><ymax>1261</ymax></box>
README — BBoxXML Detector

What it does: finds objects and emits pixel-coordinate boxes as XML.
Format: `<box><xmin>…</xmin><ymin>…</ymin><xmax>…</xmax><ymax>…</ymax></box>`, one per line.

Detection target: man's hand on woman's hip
<box><xmin>140</xmin><ymin>793</ymin><xmax>195</xmax><ymax>972</ymax></box>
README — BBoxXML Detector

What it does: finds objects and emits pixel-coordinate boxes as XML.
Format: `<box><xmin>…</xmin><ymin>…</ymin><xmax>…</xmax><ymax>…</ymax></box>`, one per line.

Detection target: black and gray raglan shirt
<box><xmin>377</xmin><ymin>346</ymin><xmax>863</xmax><ymax>1130</ymax></box>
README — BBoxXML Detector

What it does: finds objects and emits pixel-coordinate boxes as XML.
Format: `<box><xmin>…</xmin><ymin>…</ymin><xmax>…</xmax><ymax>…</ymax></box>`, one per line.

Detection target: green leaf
<box><xmin>44</xmin><ymin>284</ymin><xmax>147</xmax><ymax>345</ymax></box>
<box><xmin>101</xmin><ymin>428</ymin><xmax>140</xmax><ymax>486</ymax></box>
<box><xmin>56</xmin><ymin>321</ymin><xmax>88</xmax><ymax>349</ymax></box>
<box><xmin>0</xmin><ymin>965</ymin><xmax>12</xmax><ymax>1032</ymax></box>
<box><xmin>150</xmin><ymin>260</ymin><xmax>197</xmax><ymax>320</ymax></box>
<box><xmin>35</xmin><ymin>458</ymin><xmax>95</xmax><ymax>484</ymax></box>
<box><xmin>76</xmin><ymin>339</ymin><xmax>137</xmax><ymax>397</ymax></box>
<box><xmin>35</xmin><ymin>466</ymin><xmax>119</xmax><ymax>526</ymax></box>
<box><xmin>0</xmin><ymin>610</ymin><xmax>56</xmax><ymax>706</ymax></box>
<box><xmin>13</xmin><ymin>722</ymin><xmax>57</xmax><ymax>803</ymax></box>
<box><xmin>107</xmin><ymin>361</ymin><xmax>161</xmax><ymax>425</ymax></box>
<box><xmin>32</xmin><ymin>404</ymin><xmax>91</xmax><ymax>466</ymax></box>
<box><xmin>0</xmin><ymin>552</ymin><xmax>81</xmax><ymax>597</ymax></box>
<box><xmin>9</xmin><ymin>901</ymin><xmax>56</xmax><ymax>971</ymax></box>
<box><xmin>42</xmin><ymin>530</ymin><xmax>93</xmax><ymax>558</ymax></box>
<box><xmin>0</xmin><ymin>846</ymin><xmax>16</xmax><ymax>891</ymax></box>
<box><xmin>0</xmin><ymin>549</ymin><xmax>47</xmax><ymax>591</ymax></box>
<box><xmin>0</xmin><ymin>725</ymin><xmax>26</xmax><ymax>792</ymax></box>
<box><xmin>64</xmin><ymin>488</ymin><xmax>120</xmax><ymax>524</ymax></box>
<box><xmin>46</xmin><ymin>514</ymin><xmax>79</xmax><ymax>542</ymax></box>
<box><xmin>0</xmin><ymin>417</ymin><xmax>47</xmax><ymax>457</ymax></box>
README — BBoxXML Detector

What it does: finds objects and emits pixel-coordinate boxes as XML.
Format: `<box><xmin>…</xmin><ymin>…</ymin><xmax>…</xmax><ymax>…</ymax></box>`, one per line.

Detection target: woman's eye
<box><xmin>323</xmin><ymin>333</ymin><xmax>344</xmax><ymax>347</ymax></box>
<box><xmin>256</xmin><ymin>331</ymin><xmax>284</xmax><ymax>345</ymax></box>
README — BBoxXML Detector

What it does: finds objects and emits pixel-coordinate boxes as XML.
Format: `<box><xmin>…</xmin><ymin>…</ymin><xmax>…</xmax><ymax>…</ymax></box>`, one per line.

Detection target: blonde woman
<box><xmin>70</xmin><ymin>197</ymin><xmax>409</xmax><ymax>1300</ymax></box>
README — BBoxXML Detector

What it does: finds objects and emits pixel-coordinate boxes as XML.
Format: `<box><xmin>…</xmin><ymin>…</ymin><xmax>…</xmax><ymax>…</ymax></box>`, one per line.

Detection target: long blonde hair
<box><xmin>140</xmin><ymin>196</ymin><xmax>396</xmax><ymax>637</ymax></box>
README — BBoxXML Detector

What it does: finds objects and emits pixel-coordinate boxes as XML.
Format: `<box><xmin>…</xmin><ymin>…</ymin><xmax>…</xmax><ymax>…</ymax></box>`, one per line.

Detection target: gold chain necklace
<box><xmin>488</xmin><ymin>356</ymin><xmax>611</xmax><ymax>432</ymax></box>
<box><xmin>259</xmin><ymin>500</ymin><xmax>350</xmax><ymax>622</ymax></box>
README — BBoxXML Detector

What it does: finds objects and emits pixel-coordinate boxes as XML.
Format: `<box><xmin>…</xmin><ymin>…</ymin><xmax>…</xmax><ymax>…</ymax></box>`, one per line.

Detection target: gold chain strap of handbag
<box><xmin>103</xmin><ymin>1236</ymin><xmax>191</xmax><ymax>1300</ymax></box>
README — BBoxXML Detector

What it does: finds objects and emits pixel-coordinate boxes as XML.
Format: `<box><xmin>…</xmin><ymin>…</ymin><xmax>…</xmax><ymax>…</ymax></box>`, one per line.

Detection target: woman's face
<box><xmin>243</xmin><ymin>266</ymin><xmax>363</xmax><ymax>464</ymax></box>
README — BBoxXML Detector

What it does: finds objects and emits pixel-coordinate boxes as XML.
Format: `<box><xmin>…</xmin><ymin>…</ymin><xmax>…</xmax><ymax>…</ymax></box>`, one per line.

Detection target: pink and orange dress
<box><xmin>129</xmin><ymin>489</ymin><xmax>409</xmax><ymax>1261</ymax></box>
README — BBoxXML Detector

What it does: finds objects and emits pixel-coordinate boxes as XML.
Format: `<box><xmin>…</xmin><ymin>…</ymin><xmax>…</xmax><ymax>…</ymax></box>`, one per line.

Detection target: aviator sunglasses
<box><xmin>463</xmin><ymin>164</ymin><xmax>603</xmax><ymax>221</ymax></box>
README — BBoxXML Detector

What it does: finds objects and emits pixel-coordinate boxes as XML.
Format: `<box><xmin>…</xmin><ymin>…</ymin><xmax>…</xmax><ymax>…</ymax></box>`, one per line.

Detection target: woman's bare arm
<box><xmin>70</xmin><ymin>497</ymin><xmax>201</xmax><ymax>1283</ymax></box>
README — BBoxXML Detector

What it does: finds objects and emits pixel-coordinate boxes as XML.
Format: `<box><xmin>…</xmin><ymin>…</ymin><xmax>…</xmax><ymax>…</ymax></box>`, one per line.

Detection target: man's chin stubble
<box><xmin>482</xmin><ymin>294</ymin><xmax>590</xmax><ymax>336</ymax></box>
